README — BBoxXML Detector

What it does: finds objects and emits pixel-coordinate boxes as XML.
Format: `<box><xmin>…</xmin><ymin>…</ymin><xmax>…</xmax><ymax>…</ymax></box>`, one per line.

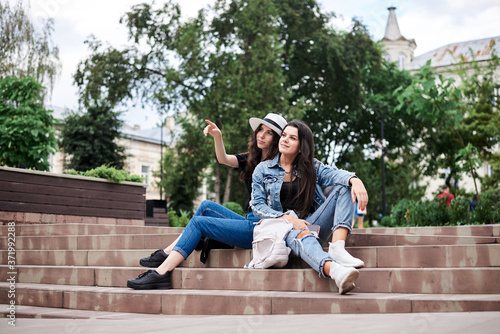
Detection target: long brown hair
<box><xmin>285</xmin><ymin>120</ymin><xmax>316</xmax><ymax>218</ymax></box>
<box><xmin>240</xmin><ymin>124</ymin><xmax>280</xmax><ymax>182</ymax></box>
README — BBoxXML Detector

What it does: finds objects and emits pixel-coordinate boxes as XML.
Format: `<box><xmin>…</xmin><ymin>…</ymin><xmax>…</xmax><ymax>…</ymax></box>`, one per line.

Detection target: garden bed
<box><xmin>0</xmin><ymin>166</ymin><xmax>146</xmax><ymax>220</ymax></box>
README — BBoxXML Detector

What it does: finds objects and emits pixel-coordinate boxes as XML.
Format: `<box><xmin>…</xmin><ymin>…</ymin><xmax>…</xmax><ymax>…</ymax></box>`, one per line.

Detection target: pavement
<box><xmin>3</xmin><ymin>311</ymin><xmax>500</xmax><ymax>334</ymax></box>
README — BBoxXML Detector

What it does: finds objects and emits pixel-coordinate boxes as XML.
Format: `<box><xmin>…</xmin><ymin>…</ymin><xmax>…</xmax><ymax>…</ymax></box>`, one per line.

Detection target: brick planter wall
<box><xmin>0</xmin><ymin>166</ymin><xmax>146</xmax><ymax>225</ymax></box>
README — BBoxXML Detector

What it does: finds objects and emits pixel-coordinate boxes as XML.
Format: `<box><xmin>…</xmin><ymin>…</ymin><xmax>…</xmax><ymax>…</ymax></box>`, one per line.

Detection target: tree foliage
<box><xmin>454</xmin><ymin>49</ymin><xmax>500</xmax><ymax>192</ymax></box>
<box><xmin>395</xmin><ymin>61</ymin><xmax>482</xmax><ymax>195</ymax></box>
<box><xmin>74</xmin><ymin>0</ymin><xmax>428</xmax><ymax>213</ymax></box>
<box><xmin>0</xmin><ymin>76</ymin><xmax>57</xmax><ymax>170</ymax></box>
<box><xmin>76</xmin><ymin>0</ymin><xmax>290</xmax><ymax>210</ymax></box>
<box><xmin>59</xmin><ymin>104</ymin><xmax>125</xmax><ymax>171</ymax></box>
<box><xmin>0</xmin><ymin>0</ymin><xmax>61</xmax><ymax>93</ymax></box>
<box><xmin>156</xmin><ymin>116</ymin><xmax>212</xmax><ymax>213</ymax></box>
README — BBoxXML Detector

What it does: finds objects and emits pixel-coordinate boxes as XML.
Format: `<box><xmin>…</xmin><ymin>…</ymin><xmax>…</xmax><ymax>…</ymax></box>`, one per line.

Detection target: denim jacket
<box><xmin>250</xmin><ymin>154</ymin><xmax>356</xmax><ymax>219</ymax></box>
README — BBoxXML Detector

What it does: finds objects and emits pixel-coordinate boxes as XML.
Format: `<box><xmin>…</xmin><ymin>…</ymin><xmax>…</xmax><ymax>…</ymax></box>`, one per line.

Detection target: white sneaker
<box><xmin>329</xmin><ymin>261</ymin><xmax>359</xmax><ymax>294</ymax></box>
<box><xmin>328</xmin><ymin>240</ymin><xmax>365</xmax><ymax>268</ymax></box>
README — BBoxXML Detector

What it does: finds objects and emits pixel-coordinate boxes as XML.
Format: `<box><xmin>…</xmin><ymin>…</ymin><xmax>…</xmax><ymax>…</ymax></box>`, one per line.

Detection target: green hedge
<box><xmin>222</xmin><ymin>202</ymin><xmax>245</xmax><ymax>216</ymax></box>
<box><xmin>167</xmin><ymin>202</ymin><xmax>245</xmax><ymax>228</ymax></box>
<box><xmin>381</xmin><ymin>189</ymin><xmax>499</xmax><ymax>227</ymax></box>
<box><xmin>65</xmin><ymin>165</ymin><xmax>143</xmax><ymax>183</ymax></box>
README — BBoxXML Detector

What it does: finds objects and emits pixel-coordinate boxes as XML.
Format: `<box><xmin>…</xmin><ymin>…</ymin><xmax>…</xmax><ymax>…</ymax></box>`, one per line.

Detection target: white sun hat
<box><xmin>249</xmin><ymin>113</ymin><xmax>287</xmax><ymax>135</ymax></box>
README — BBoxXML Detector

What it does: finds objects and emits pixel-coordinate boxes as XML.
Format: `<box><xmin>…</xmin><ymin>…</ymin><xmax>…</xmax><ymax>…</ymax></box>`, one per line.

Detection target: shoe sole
<box><xmin>127</xmin><ymin>281</ymin><xmax>172</xmax><ymax>290</ymax></box>
<box><xmin>339</xmin><ymin>270</ymin><xmax>359</xmax><ymax>295</ymax></box>
<box><xmin>335</xmin><ymin>260</ymin><xmax>365</xmax><ymax>269</ymax></box>
<box><xmin>139</xmin><ymin>260</ymin><xmax>165</xmax><ymax>268</ymax></box>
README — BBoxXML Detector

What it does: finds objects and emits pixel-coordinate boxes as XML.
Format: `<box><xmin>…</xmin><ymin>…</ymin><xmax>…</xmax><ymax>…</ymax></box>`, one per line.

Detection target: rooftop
<box><xmin>408</xmin><ymin>35</ymin><xmax>500</xmax><ymax>70</ymax></box>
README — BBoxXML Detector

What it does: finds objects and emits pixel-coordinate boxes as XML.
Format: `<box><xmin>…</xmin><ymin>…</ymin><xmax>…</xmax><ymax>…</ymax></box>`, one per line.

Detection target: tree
<box><xmin>59</xmin><ymin>103</ymin><xmax>125</xmax><ymax>171</ymax></box>
<box><xmin>157</xmin><ymin>116</ymin><xmax>212</xmax><ymax>213</ymax></box>
<box><xmin>0</xmin><ymin>0</ymin><xmax>61</xmax><ymax>93</ymax></box>
<box><xmin>338</xmin><ymin>146</ymin><xmax>426</xmax><ymax>223</ymax></box>
<box><xmin>454</xmin><ymin>49</ymin><xmax>500</xmax><ymax>192</ymax></box>
<box><xmin>0</xmin><ymin>76</ymin><xmax>58</xmax><ymax>170</ymax></box>
<box><xmin>395</xmin><ymin>61</ymin><xmax>482</xmax><ymax>196</ymax></box>
<box><xmin>75</xmin><ymin>0</ymin><xmax>289</xmax><ymax>210</ymax></box>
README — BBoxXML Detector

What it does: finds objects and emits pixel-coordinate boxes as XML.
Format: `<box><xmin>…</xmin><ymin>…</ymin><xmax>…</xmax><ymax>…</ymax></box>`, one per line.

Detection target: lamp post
<box><xmin>373</xmin><ymin>107</ymin><xmax>387</xmax><ymax>216</ymax></box>
<box><xmin>160</xmin><ymin>115</ymin><xmax>164</xmax><ymax>201</ymax></box>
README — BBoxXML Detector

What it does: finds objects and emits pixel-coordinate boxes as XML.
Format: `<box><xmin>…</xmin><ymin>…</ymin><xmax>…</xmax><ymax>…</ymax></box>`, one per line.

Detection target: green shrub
<box><xmin>178</xmin><ymin>209</ymin><xmax>191</xmax><ymax>227</ymax></box>
<box><xmin>474</xmin><ymin>192</ymin><xmax>499</xmax><ymax>225</ymax></box>
<box><xmin>390</xmin><ymin>193</ymin><xmax>498</xmax><ymax>227</ymax></box>
<box><xmin>168</xmin><ymin>209</ymin><xmax>179</xmax><ymax>227</ymax></box>
<box><xmin>380</xmin><ymin>215</ymin><xmax>396</xmax><ymax>227</ymax></box>
<box><xmin>64</xmin><ymin>165</ymin><xmax>143</xmax><ymax>183</ymax></box>
<box><xmin>65</xmin><ymin>169</ymin><xmax>79</xmax><ymax>175</ymax></box>
<box><xmin>390</xmin><ymin>198</ymin><xmax>450</xmax><ymax>226</ymax></box>
<box><xmin>168</xmin><ymin>209</ymin><xmax>191</xmax><ymax>227</ymax></box>
<box><xmin>449</xmin><ymin>198</ymin><xmax>473</xmax><ymax>225</ymax></box>
<box><xmin>223</xmin><ymin>202</ymin><xmax>245</xmax><ymax>216</ymax></box>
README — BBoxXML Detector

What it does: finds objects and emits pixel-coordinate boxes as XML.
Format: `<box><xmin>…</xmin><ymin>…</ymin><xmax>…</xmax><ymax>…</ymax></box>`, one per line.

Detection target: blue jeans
<box><xmin>193</xmin><ymin>200</ymin><xmax>246</xmax><ymax>220</ymax></box>
<box><xmin>173</xmin><ymin>200</ymin><xmax>259</xmax><ymax>259</ymax></box>
<box><xmin>306</xmin><ymin>185</ymin><xmax>355</xmax><ymax>244</ymax></box>
<box><xmin>286</xmin><ymin>185</ymin><xmax>355</xmax><ymax>278</ymax></box>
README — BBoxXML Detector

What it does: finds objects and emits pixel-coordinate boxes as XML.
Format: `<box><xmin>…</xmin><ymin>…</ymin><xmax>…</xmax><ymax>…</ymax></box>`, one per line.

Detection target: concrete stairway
<box><xmin>1</xmin><ymin>223</ymin><xmax>499</xmax><ymax>317</ymax></box>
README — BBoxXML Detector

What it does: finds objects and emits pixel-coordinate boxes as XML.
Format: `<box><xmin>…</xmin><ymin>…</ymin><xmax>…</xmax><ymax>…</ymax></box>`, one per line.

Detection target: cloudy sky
<box><xmin>22</xmin><ymin>0</ymin><xmax>500</xmax><ymax>128</ymax></box>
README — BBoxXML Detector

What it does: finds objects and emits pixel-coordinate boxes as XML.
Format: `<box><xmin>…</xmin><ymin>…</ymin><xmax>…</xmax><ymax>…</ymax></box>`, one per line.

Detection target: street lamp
<box><xmin>373</xmin><ymin>107</ymin><xmax>387</xmax><ymax>216</ymax></box>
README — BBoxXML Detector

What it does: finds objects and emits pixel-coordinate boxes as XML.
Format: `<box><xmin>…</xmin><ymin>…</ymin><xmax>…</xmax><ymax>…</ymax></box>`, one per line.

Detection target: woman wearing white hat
<box><xmin>128</xmin><ymin>113</ymin><xmax>287</xmax><ymax>289</ymax></box>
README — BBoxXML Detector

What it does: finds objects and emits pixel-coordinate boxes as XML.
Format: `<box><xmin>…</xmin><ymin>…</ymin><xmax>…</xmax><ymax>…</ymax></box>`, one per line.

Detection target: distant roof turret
<box><xmin>384</xmin><ymin>7</ymin><xmax>403</xmax><ymax>41</ymax></box>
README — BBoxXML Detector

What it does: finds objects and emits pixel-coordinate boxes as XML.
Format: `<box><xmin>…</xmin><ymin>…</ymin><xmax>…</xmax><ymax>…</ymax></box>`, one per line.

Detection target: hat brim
<box><xmin>249</xmin><ymin>117</ymin><xmax>283</xmax><ymax>135</ymax></box>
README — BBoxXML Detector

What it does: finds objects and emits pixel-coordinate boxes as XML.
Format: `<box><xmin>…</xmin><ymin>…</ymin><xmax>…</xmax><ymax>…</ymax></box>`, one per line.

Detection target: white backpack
<box><xmin>244</xmin><ymin>212</ymin><xmax>295</xmax><ymax>269</ymax></box>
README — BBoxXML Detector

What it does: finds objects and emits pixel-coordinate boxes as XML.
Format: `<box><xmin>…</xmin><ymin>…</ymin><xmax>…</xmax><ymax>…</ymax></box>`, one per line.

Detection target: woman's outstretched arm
<box><xmin>204</xmin><ymin>119</ymin><xmax>239</xmax><ymax>168</ymax></box>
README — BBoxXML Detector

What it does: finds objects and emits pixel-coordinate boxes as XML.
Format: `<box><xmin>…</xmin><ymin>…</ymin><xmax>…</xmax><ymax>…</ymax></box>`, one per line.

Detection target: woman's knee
<box><xmin>199</xmin><ymin>200</ymin><xmax>212</xmax><ymax>210</ymax></box>
<box><xmin>297</xmin><ymin>230</ymin><xmax>312</xmax><ymax>239</ymax></box>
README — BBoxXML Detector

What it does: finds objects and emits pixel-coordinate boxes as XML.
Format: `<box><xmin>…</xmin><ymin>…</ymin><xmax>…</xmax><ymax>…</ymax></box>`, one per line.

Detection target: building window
<box><xmin>141</xmin><ymin>165</ymin><xmax>150</xmax><ymax>188</ymax></box>
<box><xmin>485</xmin><ymin>164</ymin><xmax>493</xmax><ymax>177</ymax></box>
<box><xmin>398</xmin><ymin>53</ymin><xmax>405</xmax><ymax>70</ymax></box>
<box><xmin>493</xmin><ymin>87</ymin><xmax>499</xmax><ymax>106</ymax></box>
<box><xmin>384</xmin><ymin>53</ymin><xmax>391</xmax><ymax>62</ymax></box>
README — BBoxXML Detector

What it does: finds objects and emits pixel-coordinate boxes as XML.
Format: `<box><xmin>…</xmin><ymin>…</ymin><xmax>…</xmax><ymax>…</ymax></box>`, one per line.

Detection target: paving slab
<box><xmin>0</xmin><ymin>223</ymin><xmax>184</xmax><ymax>236</ymax></box>
<box><xmin>357</xmin><ymin>225</ymin><xmax>500</xmax><ymax>237</ymax></box>
<box><xmin>1</xmin><ymin>309</ymin><xmax>499</xmax><ymax>334</ymax></box>
<box><xmin>1</xmin><ymin>283</ymin><xmax>499</xmax><ymax>315</ymax></box>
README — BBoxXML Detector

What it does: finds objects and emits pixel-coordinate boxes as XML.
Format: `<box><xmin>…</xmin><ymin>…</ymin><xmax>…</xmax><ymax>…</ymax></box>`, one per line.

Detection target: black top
<box><xmin>235</xmin><ymin>153</ymin><xmax>252</xmax><ymax>201</ymax></box>
<box><xmin>280</xmin><ymin>177</ymin><xmax>300</xmax><ymax>214</ymax></box>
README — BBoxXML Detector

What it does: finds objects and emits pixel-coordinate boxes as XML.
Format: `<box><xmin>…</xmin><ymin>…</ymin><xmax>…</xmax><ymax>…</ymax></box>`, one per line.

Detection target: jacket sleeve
<box><xmin>315</xmin><ymin>159</ymin><xmax>356</xmax><ymax>187</ymax></box>
<box><xmin>250</xmin><ymin>163</ymin><xmax>284</xmax><ymax>219</ymax></box>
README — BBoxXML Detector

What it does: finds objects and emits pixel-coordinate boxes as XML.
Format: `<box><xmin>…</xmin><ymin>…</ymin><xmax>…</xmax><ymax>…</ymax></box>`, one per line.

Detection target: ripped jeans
<box><xmin>286</xmin><ymin>230</ymin><xmax>332</xmax><ymax>278</ymax></box>
<box><xmin>285</xmin><ymin>185</ymin><xmax>355</xmax><ymax>278</ymax></box>
<box><xmin>306</xmin><ymin>184</ymin><xmax>355</xmax><ymax>244</ymax></box>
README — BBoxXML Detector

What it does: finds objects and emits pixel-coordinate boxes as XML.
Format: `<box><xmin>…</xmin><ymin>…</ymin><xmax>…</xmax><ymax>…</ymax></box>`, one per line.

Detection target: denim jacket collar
<box><xmin>268</xmin><ymin>154</ymin><xmax>301</xmax><ymax>177</ymax></box>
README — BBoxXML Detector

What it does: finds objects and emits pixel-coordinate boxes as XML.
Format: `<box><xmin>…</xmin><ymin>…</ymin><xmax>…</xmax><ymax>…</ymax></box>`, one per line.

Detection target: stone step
<box><xmin>0</xmin><ymin>234</ymin><xmax>180</xmax><ymax>250</ymax></box>
<box><xmin>2</xmin><ymin>265</ymin><xmax>499</xmax><ymax>294</ymax></box>
<box><xmin>2</xmin><ymin>244</ymin><xmax>499</xmax><ymax>268</ymax></box>
<box><xmin>0</xmin><ymin>304</ymin><xmax>170</xmax><ymax>319</ymax></box>
<box><xmin>3</xmin><ymin>232</ymin><xmax>496</xmax><ymax>252</ymax></box>
<box><xmin>357</xmin><ymin>225</ymin><xmax>500</xmax><ymax>237</ymax></box>
<box><xmin>347</xmin><ymin>233</ymin><xmax>498</xmax><ymax>246</ymax></box>
<box><xmin>2</xmin><ymin>223</ymin><xmax>497</xmax><ymax>238</ymax></box>
<box><xmin>0</xmin><ymin>223</ymin><xmax>183</xmax><ymax>236</ymax></box>
<box><xmin>1</xmin><ymin>283</ymin><xmax>499</xmax><ymax>315</ymax></box>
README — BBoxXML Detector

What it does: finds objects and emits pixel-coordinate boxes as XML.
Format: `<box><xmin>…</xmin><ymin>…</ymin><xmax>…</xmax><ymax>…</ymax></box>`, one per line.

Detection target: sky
<box><xmin>19</xmin><ymin>0</ymin><xmax>500</xmax><ymax>129</ymax></box>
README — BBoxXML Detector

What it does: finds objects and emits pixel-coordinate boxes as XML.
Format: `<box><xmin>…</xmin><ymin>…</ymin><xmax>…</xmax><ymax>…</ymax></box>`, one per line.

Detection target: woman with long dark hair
<box><xmin>250</xmin><ymin>120</ymin><xmax>368</xmax><ymax>294</ymax></box>
<box><xmin>127</xmin><ymin>113</ymin><xmax>288</xmax><ymax>289</ymax></box>
<box><xmin>139</xmin><ymin>114</ymin><xmax>285</xmax><ymax>267</ymax></box>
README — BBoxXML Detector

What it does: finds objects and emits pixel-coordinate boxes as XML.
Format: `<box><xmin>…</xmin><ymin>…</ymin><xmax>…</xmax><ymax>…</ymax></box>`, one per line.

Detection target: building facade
<box><xmin>380</xmin><ymin>7</ymin><xmax>500</xmax><ymax>198</ymax></box>
<box><xmin>49</xmin><ymin>106</ymin><xmax>176</xmax><ymax>200</ymax></box>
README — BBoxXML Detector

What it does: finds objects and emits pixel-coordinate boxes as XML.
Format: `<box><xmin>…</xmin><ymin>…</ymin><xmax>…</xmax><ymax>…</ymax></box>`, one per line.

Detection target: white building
<box><xmin>49</xmin><ymin>106</ymin><xmax>176</xmax><ymax>200</ymax></box>
<box><xmin>380</xmin><ymin>7</ymin><xmax>500</xmax><ymax>198</ymax></box>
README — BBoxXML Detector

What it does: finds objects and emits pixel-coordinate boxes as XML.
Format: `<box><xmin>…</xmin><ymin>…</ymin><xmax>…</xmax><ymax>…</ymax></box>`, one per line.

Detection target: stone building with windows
<box><xmin>380</xmin><ymin>7</ymin><xmax>500</xmax><ymax>198</ymax></box>
<box><xmin>49</xmin><ymin>106</ymin><xmax>176</xmax><ymax>200</ymax></box>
